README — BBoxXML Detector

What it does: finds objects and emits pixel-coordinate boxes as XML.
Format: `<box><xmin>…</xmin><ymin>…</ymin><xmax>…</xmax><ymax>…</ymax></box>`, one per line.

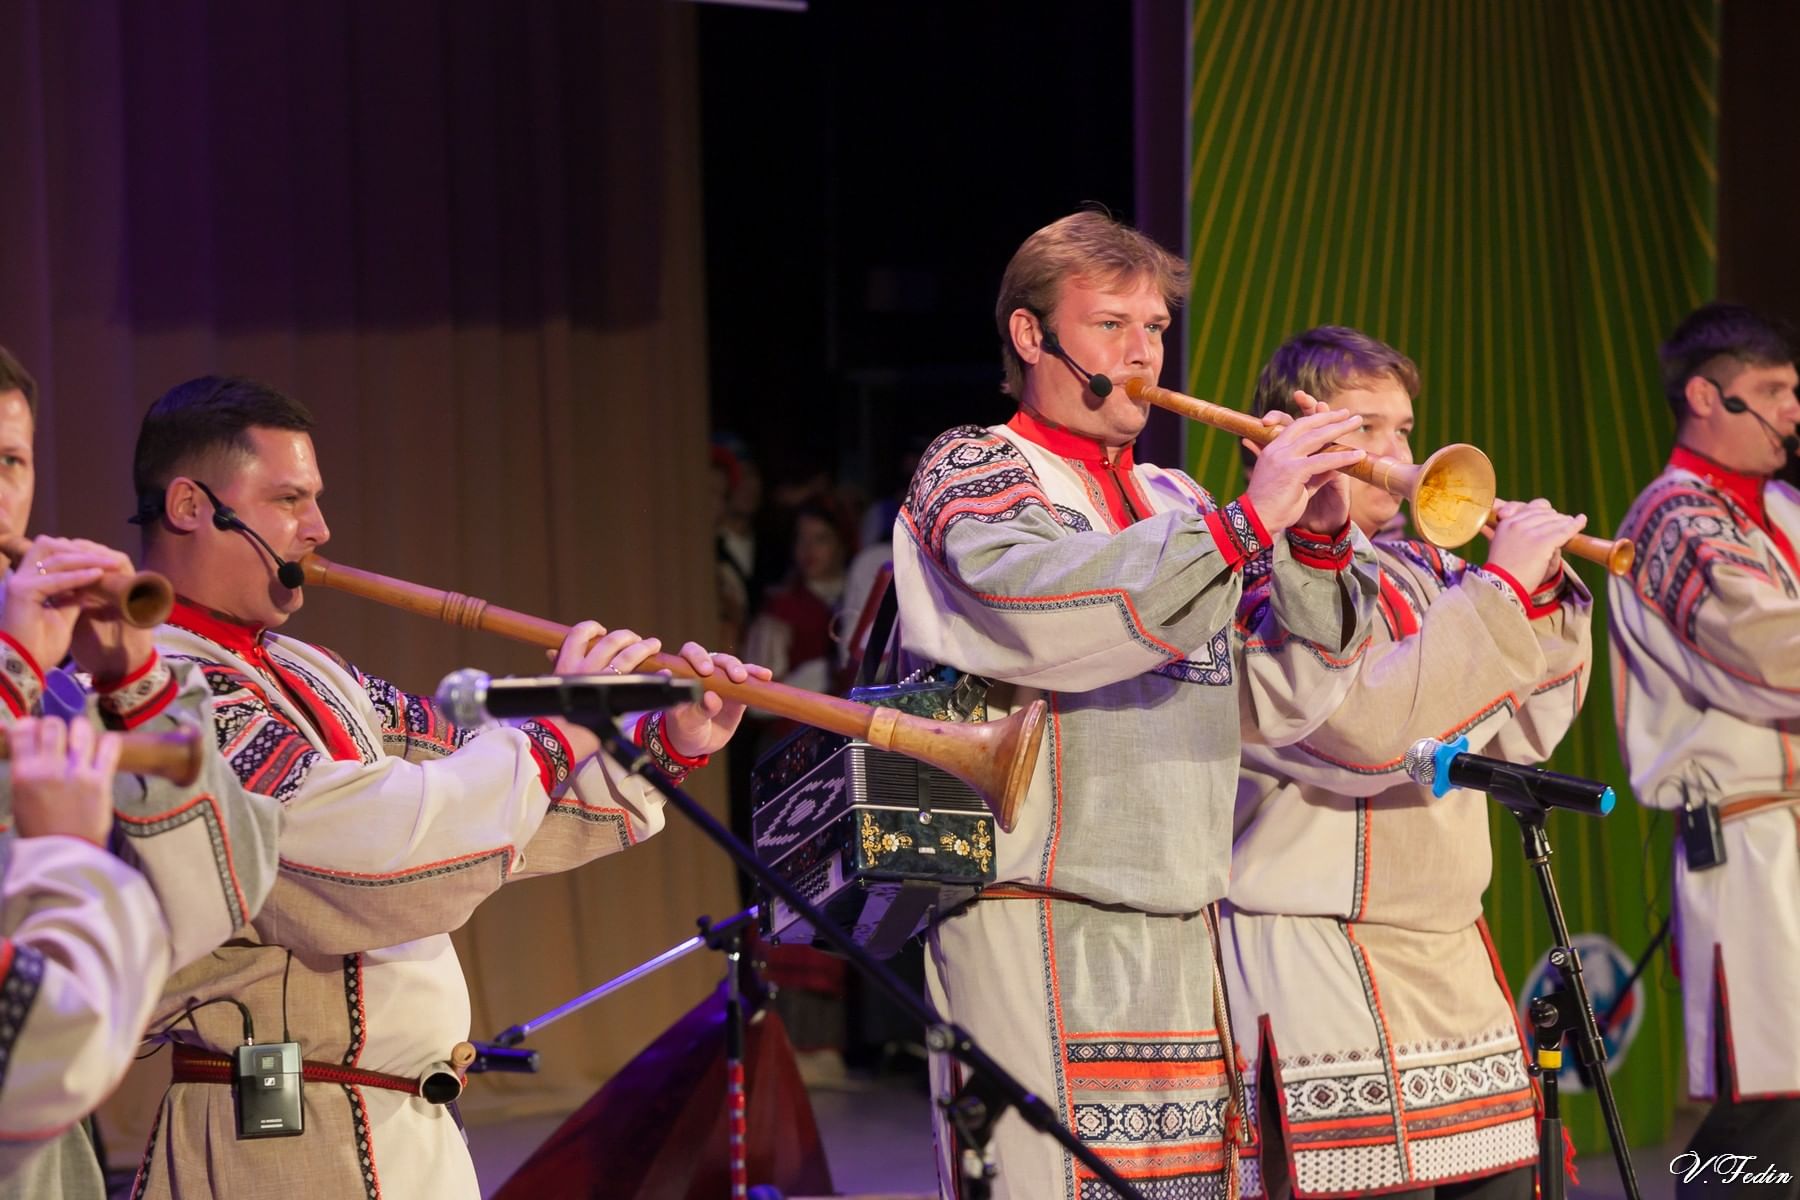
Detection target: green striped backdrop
<box><xmin>1183</xmin><ymin>0</ymin><xmax>1719</xmax><ymax>1151</ymax></box>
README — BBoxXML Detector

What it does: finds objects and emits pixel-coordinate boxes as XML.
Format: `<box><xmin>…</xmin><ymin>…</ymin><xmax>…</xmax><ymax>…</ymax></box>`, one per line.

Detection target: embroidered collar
<box><xmin>169</xmin><ymin>597</ymin><xmax>268</xmax><ymax>656</ymax></box>
<box><xmin>1670</xmin><ymin>445</ymin><xmax>1768</xmax><ymax>524</ymax></box>
<box><xmin>1008</xmin><ymin>407</ymin><xmax>1136</xmax><ymax>470</ymax></box>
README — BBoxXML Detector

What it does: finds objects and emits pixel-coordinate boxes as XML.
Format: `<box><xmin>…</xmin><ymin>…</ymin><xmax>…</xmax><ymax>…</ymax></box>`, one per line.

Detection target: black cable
<box><xmin>137</xmin><ymin>996</ymin><xmax>255</xmax><ymax>1060</ymax></box>
<box><xmin>280</xmin><ymin>949</ymin><xmax>294</xmax><ymax>1043</ymax></box>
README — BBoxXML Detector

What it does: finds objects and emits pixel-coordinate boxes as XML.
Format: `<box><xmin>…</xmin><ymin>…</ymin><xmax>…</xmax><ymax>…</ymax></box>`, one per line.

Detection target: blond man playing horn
<box><xmin>126</xmin><ymin>375</ymin><xmax>763</xmax><ymax>1199</ymax></box>
<box><xmin>0</xmin><ymin>346</ymin><xmax>281</xmax><ymax>1198</ymax></box>
<box><xmin>1610</xmin><ymin>303</ymin><xmax>1800</xmax><ymax>1187</ymax></box>
<box><xmin>892</xmin><ymin>213</ymin><xmax>1382</xmax><ymax>1199</ymax></box>
<box><xmin>1218</xmin><ymin>327</ymin><xmax>1593</xmax><ymax>1200</ymax></box>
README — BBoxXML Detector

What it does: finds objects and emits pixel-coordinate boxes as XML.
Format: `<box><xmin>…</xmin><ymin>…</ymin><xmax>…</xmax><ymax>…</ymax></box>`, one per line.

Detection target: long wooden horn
<box><xmin>298</xmin><ymin>554</ymin><xmax>1045</xmax><ymax>832</ymax></box>
<box><xmin>1485</xmin><ymin>505</ymin><xmax>1635</xmax><ymax>576</ymax></box>
<box><xmin>1121</xmin><ymin>377</ymin><xmax>1498</xmax><ymax>550</ymax></box>
<box><xmin>0</xmin><ymin>724</ymin><xmax>204</xmax><ymax>785</ymax></box>
<box><xmin>0</xmin><ymin>537</ymin><xmax>176</xmax><ymax>628</ymax></box>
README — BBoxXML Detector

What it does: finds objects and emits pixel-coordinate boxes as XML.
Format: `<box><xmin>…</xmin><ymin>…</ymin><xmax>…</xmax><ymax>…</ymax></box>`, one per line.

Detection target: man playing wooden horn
<box><xmin>0</xmin><ymin>346</ymin><xmax>281</xmax><ymax>1197</ymax></box>
<box><xmin>125</xmin><ymin>376</ymin><xmax>762</xmax><ymax>1199</ymax></box>
<box><xmin>1609</xmin><ymin>303</ymin><xmax>1800</xmax><ymax>1186</ymax></box>
<box><xmin>1219</xmin><ymin>328</ymin><xmax>1593</xmax><ymax>1200</ymax></box>
<box><xmin>892</xmin><ymin>212</ymin><xmax>1382</xmax><ymax>1198</ymax></box>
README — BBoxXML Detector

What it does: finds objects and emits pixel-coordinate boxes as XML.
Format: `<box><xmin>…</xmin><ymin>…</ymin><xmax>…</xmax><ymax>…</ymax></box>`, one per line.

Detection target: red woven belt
<box><xmin>170</xmin><ymin>1042</ymin><xmax>424</xmax><ymax>1095</ymax></box>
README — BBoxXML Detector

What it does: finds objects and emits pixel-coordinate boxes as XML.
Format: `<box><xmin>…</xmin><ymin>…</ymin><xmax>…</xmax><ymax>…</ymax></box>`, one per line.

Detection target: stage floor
<box><xmin>463</xmin><ymin>1072</ymin><xmax>1699</xmax><ymax>1199</ymax></box>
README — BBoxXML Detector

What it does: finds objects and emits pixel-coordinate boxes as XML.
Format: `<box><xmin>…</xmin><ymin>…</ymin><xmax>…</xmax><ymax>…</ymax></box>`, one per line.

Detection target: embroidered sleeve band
<box><xmin>636</xmin><ymin>711</ymin><xmax>709</xmax><ymax>783</ymax></box>
<box><xmin>96</xmin><ymin>651</ymin><xmax>180</xmax><ymax>729</ymax></box>
<box><xmin>0</xmin><ymin>632</ymin><xmax>45</xmax><ymax>718</ymax></box>
<box><xmin>1203</xmin><ymin>497</ymin><xmax>1271</xmax><ymax>571</ymax></box>
<box><xmin>1286</xmin><ymin>521</ymin><xmax>1356</xmax><ymax>571</ymax></box>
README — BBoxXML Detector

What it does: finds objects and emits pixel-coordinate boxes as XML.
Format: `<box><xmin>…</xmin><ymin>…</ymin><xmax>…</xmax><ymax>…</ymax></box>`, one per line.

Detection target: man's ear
<box><xmin>1683</xmin><ymin>373</ymin><xmax>1719</xmax><ymax>422</ymax></box>
<box><xmin>163</xmin><ymin>478</ymin><xmax>206</xmax><ymax>533</ymax></box>
<box><xmin>1009</xmin><ymin>308</ymin><xmax>1045</xmax><ymax>369</ymax></box>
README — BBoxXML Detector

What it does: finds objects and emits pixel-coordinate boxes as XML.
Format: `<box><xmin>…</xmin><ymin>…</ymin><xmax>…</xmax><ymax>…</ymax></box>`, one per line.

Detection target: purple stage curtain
<box><xmin>0</xmin><ymin>0</ymin><xmax>739</xmax><ymax>1167</ymax></box>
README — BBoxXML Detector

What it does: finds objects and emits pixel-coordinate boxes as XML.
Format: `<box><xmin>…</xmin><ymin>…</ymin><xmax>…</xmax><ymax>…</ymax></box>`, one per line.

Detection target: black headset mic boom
<box><xmin>1038</xmin><ymin>328</ymin><xmax>1114</xmax><ymax>399</ymax></box>
<box><xmin>1719</xmin><ymin>393</ymin><xmax>1800</xmax><ymax>455</ymax></box>
<box><xmin>192</xmin><ymin>481</ymin><xmax>309</xmax><ymax>589</ymax></box>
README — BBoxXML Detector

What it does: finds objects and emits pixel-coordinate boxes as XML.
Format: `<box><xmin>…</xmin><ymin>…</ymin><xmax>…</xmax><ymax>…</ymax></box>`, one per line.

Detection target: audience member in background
<box><xmin>743</xmin><ymin>502</ymin><xmax>851</xmax><ymax>695</ymax></box>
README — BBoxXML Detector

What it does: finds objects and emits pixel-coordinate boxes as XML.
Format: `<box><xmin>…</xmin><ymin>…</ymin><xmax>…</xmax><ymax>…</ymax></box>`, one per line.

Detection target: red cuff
<box><xmin>0</xmin><ymin>631</ymin><xmax>45</xmax><ymax>719</ymax></box>
<box><xmin>1483</xmin><ymin>564</ymin><xmax>1562</xmax><ymax>620</ymax></box>
<box><xmin>95</xmin><ymin>650</ymin><xmax>180</xmax><ymax>729</ymax></box>
<box><xmin>637</xmin><ymin>712</ymin><xmax>709</xmax><ymax>768</ymax></box>
<box><xmin>524</xmin><ymin>719</ymin><xmax>576</xmax><ymax>794</ymax></box>
<box><xmin>1285</xmin><ymin>520</ymin><xmax>1356</xmax><ymax>571</ymax></box>
<box><xmin>1204</xmin><ymin>496</ymin><xmax>1273</xmax><ymax>571</ymax></box>
<box><xmin>0</xmin><ymin>632</ymin><xmax>45</xmax><ymax>688</ymax></box>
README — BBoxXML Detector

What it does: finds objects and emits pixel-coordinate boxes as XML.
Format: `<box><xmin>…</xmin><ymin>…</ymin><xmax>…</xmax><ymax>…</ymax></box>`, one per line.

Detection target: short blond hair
<box><xmin>1252</xmin><ymin>326</ymin><xmax>1420</xmax><ymax>419</ymax></box>
<box><xmin>994</xmin><ymin>211</ymin><xmax>1190</xmax><ymax>397</ymax></box>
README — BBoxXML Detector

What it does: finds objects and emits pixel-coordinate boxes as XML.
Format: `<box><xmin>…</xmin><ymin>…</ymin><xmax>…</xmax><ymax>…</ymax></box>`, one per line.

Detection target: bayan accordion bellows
<box><xmin>749</xmin><ymin>677</ymin><xmax>997</xmax><ymax>958</ymax></box>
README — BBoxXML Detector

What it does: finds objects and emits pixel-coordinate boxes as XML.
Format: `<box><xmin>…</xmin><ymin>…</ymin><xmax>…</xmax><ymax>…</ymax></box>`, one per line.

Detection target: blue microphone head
<box><xmin>1430</xmin><ymin>734</ymin><xmax>1470</xmax><ymax>799</ymax></box>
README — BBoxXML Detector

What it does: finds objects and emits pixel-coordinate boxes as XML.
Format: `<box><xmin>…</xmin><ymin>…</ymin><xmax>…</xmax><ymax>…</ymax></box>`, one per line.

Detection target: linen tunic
<box><xmin>132</xmin><ymin>602</ymin><xmax>671</xmax><ymax>1200</ymax></box>
<box><xmin>1224</xmin><ymin>534</ymin><xmax>1591</xmax><ymax>1195</ymax></box>
<box><xmin>895</xmin><ymin>415</ymin><xmax>1379</xmax><ymax>1200</ymax></box>
<box><xmin>0</xmin><ymin>641</ymin><xmax>280</xmax><ymax>1195</ymax></box>
<box><xmin>1609</xmin><ymin>451</ymin><xmax>1800</xmax><ymax>1100</ymax></box>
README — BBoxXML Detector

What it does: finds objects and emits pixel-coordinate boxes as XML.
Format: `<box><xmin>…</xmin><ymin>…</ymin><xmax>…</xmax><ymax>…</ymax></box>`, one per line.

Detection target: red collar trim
<box><xmin>1670</xmin><ymin>446</ymin><xmax>1767</xmax><ymax>522</ymax></box>
<box><xmin>1007</xmin><ymin>408</ymin><xmax>1135</xmax><ymax>470</ymax></box>
<box><xmin>169</xmin><ymin>598</ymin><xmax>268</xmax><ymax>656</ymax></box>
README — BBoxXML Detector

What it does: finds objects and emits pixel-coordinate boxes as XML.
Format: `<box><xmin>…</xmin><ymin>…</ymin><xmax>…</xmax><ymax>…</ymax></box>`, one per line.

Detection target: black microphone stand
<box><xmin>572</xmin><ymin>713</ymin><xmax>1150</xmax><ymax>1200</ymax></box>
<box><xmin>1500</xmin><ymin>786</ymin><xmax>1642</xmax><ymax>1200</ymax></box>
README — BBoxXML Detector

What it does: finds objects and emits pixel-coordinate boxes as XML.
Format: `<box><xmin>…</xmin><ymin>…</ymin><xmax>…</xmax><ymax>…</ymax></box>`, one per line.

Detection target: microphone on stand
<box><xmin>435</xmin><ymin>669</ymin><xmax>701</xmax><ymax>726</ymax></box>
<box><xmin>1402</xmin><ymin>735</ymin><xmax>1615</xmax><ymax>817</ymax></box>
<box><xmin>1038</xmin><ymin>328</ymin><xmax>1114</xmax><ymax>399</ymax></box>
<box><xmin>190</xmin><ymin>481</ymin><xmax>309</xmax><ymax>589</ymax></box>
<box><xmin>1718</xmin><ymin>392</ymin><xmax>1800</xmax><ymax>455</ymax></box>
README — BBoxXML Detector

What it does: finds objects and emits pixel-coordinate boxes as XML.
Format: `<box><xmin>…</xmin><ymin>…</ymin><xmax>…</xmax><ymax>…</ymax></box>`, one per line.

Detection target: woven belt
<box><xmin>1718</xmin><ymin>794</ymin><xmax>1800</xmax><ymax>823</ymax></box>
<box><xmin>171</xmin><ymin>1042</ymin><xmax>426</xmax><ymax>1096</ymax></box>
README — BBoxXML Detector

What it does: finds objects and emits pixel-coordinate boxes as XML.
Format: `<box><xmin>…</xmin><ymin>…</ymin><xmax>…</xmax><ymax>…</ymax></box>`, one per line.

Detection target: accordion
<box><xmin>749</xmin><ymin>678</ymin><xmax>997</xmax><ymax>958</ymax></box>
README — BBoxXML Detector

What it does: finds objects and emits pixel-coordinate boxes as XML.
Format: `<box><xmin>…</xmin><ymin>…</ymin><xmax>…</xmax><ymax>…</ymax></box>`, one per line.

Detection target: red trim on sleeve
<box><xmin>93</xmin><ymin>648</ymin><xmax>160</xmax><ymax>691</ymax></box>
<box><xmin>1203</xmin><ymin>510</ymin><xmax>1248</xmax><ymax>571</ymax></box>
<box><xmin>1285</xmin><ymin>520</ymin><xmax>1355</xmax><ymax>571</ymax></box>
<box><xmin>529</xmin><ymin>719</ymin><xmax>576</xmax><ymax>794</ymax></box>
<box><xmin>0</xmin><ymin>632</ymin><xmax>45</xmax><ymax>688</ymax></box>
<box><xmin>655</xmin><ymin>717</ymin><xmax>710</xmax><ymax>769</ymax></box>
<box><xmin>1482</xmin><ymin>564</ymin><xmax>1560</xmax><ymax>619</ymax></box>
<box><xmin>1238</xmin><ymin>495</ymin><xmax>1271</xmax><ymax>547</ymax></box>
<box><xmin>95</xmin><ymin>649</ymin><xmax>181</xmax><ymax>729</ymax></box>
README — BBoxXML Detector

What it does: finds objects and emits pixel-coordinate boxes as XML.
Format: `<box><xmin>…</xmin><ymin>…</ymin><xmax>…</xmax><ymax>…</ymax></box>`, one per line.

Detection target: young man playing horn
<box><xmin>127</xmin><ymin>376</ymin><xmax>763</xmax><ymax>1199</ymax></box>
<box><xmin>1219</xmin><ymin>328</ymin><xmax>1592</xmax><ymax>1199</ymax></box>
<box><xmin>1609</xmin><ymin>303</ymin><xmax>1800</xmax><ymax>1187</ymax></box>
<box><xmin>892</xmin><ymin>212</ymin><xmax>1382</xmax><ymax>1199</ymax></box>
<box><xmin>0</xmin><ymin>346</ymin><xmax>280</xmax><ymax>1197</ymax></box>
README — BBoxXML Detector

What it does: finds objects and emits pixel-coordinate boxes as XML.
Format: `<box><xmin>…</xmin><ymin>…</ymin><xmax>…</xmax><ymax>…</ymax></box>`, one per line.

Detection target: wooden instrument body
<box><xmin>298</xmin><ymin>554</ymin><xmax>1045</xmax><ymax>830</ymax></box>
<box><xmin>0</xmin><ymin>536</ymin><xmax>175</xmax><ymax>628</ymax></box>
<box><xmin>1119</xmin><ymin>378</ymin><xmax>1632</xmax><ymax>572</ymax></box>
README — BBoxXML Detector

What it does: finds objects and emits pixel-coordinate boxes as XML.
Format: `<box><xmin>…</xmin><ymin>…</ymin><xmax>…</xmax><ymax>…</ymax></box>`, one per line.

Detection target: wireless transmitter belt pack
<box><xmin>234</xmin><ymin>1041</ymin><xmax>304</xmax><ymax>1138</ymax></box>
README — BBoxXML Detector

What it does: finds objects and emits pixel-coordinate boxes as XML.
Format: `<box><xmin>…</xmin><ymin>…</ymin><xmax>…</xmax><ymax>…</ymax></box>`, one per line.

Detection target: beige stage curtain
<box><xmin>0</xmin><ymin>0</ymin><xmax>737</xmax><ymax>1158</ymax></box>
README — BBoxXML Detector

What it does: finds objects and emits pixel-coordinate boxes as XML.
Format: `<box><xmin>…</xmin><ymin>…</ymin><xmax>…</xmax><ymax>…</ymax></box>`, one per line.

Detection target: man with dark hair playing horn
<box><xmin>1219</xmin><ymin>328</ymin><xmax>1592</xmax><ymax>1200</ymax></box>
<box><xmin>126</xmin><ymin>375</ymin><xmax>763</xmax><ymax>1199</ymax></box>
<box><xmin>893</xmin><ymin>212</ymin><xmax>1381</xmax><ymax>1199</ymax></box>
<box><xmin>1610</xmin><ymin>303</ymin><xmax>1800</xmax><ymax>1187</ymax></box>
<box><xmin>0</xmin><ymin>346</ymin><xmax>280</xmax><ymax>1198</ymax></box>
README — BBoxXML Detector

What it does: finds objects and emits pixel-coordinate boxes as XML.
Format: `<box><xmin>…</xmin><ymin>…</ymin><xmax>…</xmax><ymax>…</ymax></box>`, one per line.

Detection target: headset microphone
<box><xmin>1038</xmin><ymin>327</ymin><xmax>1114</xmax><ymax>399</ymax></box>
<box><xmin>1719</xmin><ymin>393</ymin><xmax>1800</xmax><ymax>455</ymax></box>
<box><xmin>191</xmin><ymin>481</ymin><xmax>309</xmax><ymax>589</ymax></box>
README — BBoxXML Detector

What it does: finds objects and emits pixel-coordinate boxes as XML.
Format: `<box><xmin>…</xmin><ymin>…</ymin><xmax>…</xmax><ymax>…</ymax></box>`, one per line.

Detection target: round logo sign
<box><xmin>1516</xmin><ymin>933</ymin><xmax>1645</xmax><ymax>1093</ymax></box>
